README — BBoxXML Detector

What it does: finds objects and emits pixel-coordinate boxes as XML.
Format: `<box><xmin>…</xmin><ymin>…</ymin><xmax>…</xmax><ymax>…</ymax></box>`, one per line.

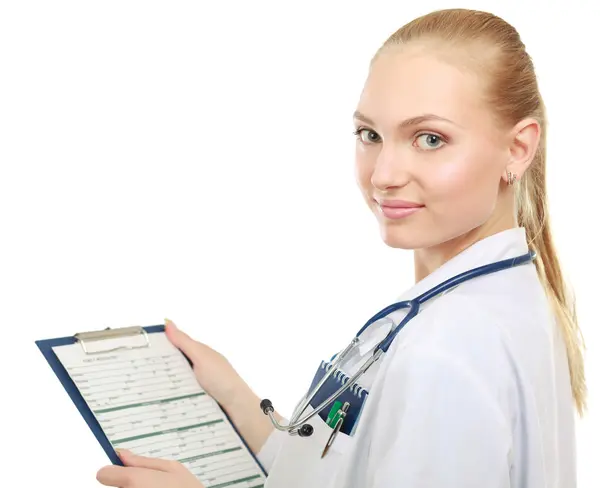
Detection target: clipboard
<box><xmin>36</xmin><ymin>324</ymin><xmax>267</xmax><ymax>482</ymax></box>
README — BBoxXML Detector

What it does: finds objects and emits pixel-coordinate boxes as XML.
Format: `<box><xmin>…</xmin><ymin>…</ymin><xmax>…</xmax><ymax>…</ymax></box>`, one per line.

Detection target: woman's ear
<box><xmin>503</xmin><ymin>117</ymin><xmax>541</xmax><ymax>184</ymax></box>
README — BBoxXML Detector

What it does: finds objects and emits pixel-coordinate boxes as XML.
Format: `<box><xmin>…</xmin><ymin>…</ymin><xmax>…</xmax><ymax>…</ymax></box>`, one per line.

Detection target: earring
<box><xmin>507</xmin><ymin>170</ymin><xmax>517</xmax><ymax>186</ymax></box>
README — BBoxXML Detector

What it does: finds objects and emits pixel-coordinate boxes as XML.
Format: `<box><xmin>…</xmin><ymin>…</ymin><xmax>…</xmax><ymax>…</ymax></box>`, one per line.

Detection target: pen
<box><xmin>322</xmin><ymin>401</ymin><xmax>350</xmax><ymax>458</ymax></box>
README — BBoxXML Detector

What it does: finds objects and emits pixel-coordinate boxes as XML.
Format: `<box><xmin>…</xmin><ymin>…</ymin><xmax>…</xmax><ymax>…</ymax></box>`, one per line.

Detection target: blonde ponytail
<box><xmin>516</xmin><ymin>120</ymin><xmax>587</xmax><ymax>414</ymax></box>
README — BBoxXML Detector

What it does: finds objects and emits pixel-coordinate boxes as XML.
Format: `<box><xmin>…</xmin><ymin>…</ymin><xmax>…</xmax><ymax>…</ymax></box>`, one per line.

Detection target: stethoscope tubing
<box><xmin>263</xmin><ymin>249</ymin><xmax>537</xmax><ymax>435</ymax></box>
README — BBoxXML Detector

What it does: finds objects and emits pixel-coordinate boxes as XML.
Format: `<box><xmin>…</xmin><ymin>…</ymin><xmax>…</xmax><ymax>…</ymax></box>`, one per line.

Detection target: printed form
<box><xmin>52</xmin><ymin>333</ymin><xmax>266</xmax><ymax>488</ymax></box>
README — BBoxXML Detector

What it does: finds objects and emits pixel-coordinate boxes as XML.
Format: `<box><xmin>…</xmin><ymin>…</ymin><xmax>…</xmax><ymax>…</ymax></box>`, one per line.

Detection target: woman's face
<box><xmin>354</xmin><ymin>47</ymin><xmax>510</xmax><ymax>250</ymax></box>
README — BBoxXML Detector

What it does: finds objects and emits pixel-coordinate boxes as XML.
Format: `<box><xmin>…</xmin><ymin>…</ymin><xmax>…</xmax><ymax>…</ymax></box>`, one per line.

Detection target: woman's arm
<box><xmin>221</xmin><ymin>385</ymin><xmax>284</xmax><ymax>456</ymax></box>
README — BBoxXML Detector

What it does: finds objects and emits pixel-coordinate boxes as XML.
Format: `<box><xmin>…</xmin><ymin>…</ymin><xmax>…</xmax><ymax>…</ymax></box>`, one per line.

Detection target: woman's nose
<box><xmin>370</xmin><ymin>144</ymin><xmax>411</xmax><ymax>191</ymax></box>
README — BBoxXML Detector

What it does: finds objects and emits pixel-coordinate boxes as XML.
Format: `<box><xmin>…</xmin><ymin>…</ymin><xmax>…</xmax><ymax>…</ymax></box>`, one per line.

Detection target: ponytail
<box><xmin>517</xmin><ymin>116</ymin><xmax>587</xmax><ymax>414</ymax></box>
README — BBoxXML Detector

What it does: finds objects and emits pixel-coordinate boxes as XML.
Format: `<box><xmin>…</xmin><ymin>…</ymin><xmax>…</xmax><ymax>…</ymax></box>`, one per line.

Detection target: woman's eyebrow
<box><xmin>353</xmin><ymin>110</ymin><xmax>462</xmax><ymax>129</ymax></box>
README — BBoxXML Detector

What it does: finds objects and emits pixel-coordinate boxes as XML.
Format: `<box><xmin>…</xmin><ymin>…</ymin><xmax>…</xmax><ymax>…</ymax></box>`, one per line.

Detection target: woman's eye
<box><xmin>415</xmin><ymin>133</ymin><xmax>445</xmax><ymax>150</ymax></box>
<box><xmin>355</xmin><ymin>129</ymin><xmax>381</xmax><ymax>144</ymax></box>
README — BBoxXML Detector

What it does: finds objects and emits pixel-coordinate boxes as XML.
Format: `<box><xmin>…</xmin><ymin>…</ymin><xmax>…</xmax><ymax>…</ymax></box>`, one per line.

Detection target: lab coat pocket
<box><xmin>264</xmin><ymin>406</ymin><xmax>352</xmax><ymax>488</ymax></box>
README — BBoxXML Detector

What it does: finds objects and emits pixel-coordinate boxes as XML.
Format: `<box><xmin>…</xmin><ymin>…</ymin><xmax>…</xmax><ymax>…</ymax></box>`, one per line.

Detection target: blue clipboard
<box><xmin>35</xmin><ymin>324</ymin><xmax>267</xmax><ymax>476</ymax></box>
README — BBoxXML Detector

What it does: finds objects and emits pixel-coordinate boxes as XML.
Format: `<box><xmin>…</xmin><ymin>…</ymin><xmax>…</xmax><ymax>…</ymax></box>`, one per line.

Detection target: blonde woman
<box><xmin>97</xmin><ymin>8</ymin><xmax>586</xmax><ymax>488</ymax></box>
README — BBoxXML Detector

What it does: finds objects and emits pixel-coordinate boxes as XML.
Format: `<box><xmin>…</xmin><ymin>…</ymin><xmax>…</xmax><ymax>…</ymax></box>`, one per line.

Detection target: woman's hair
<box><xmin>374</xmin><ymin>8</ymin><xmax>586</xmax><ymax>414</ymax></box>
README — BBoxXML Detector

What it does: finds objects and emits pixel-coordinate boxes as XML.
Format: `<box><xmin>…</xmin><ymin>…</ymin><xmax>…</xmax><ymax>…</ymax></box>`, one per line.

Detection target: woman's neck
<box><xmin>413</xmin><ymin>217</ymin><xmax>517</xmax><ymax>283</ymax></box>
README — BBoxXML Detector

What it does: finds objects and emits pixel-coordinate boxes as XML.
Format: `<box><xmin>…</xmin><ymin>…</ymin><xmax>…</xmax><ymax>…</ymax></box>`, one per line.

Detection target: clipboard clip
<box><xmin>74</xmin><ymin>326</ymin><xmax>151</xmax><ymax>355</ymax></box>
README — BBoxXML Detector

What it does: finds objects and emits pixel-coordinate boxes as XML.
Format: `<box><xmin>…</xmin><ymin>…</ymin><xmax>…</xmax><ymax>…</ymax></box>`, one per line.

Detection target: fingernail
<box><xmin>116</xmin><ymin>448</ymin><xmax>128</xmax><ymax>457</ymax></box>
<box><xmin>164</xmin><ymin>318</ymin><xmax>176</xmax><ymax>329</ymax></box>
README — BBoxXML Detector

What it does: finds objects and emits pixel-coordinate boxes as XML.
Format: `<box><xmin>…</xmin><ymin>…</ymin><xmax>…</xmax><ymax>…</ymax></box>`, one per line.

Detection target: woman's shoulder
<box><xmin>387</xmin><ymin>276</ymin><xmax>554</xmax><ymax>397</ymax></box>
<box><xmin>406</xmin><ymin>264</ymin><xmax>553</xmax><ymax>351</ymax></box>
<box><xmin>400</xmin><ymin>287</ymin><xmax>516</xmax><ymax>357</ymax></box>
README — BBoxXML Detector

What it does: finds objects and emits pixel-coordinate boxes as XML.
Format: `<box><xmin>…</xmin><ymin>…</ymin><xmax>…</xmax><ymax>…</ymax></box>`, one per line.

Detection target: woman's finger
<box><xmin>96</xmin><ymin>464</ymin><xmax>174</xmax><ymax>487</ymax></box>
<box><xmin>96</xmin><ymin>465</ymin><xmax>137</xmax><ymax>486</ymax></box>
<box><xmin>164</xmin><ymin>318</ymin><xmax>204</xmax><ymax>364</ymax></box>
<box><xmin>117</xmin><ymin>449</ymin><xmax>184</xmax><ymax>473</ymax></box>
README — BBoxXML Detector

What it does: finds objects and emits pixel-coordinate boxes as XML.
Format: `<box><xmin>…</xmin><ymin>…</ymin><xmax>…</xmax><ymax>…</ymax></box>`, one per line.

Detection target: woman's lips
<box><xmin>375</xmin><ymin>199</ymin><xmax>425</xmax><ymax>219</ymax></box>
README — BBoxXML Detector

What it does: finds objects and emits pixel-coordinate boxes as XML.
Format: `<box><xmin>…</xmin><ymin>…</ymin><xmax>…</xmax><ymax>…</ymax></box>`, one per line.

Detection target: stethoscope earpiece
<box><xmin>260</xmin><ymin>398</ymin><xmax>274</xmax><ymax>415</ymax></box>
<box><xmin>260</xmin><ymin>398</ymin><xmax>313</xmax><ymax>436</ymax></box>
<box><xmin>298</xmin><ymin>424</ymin><xmax>314</xmax><ymax>437</ymax></box>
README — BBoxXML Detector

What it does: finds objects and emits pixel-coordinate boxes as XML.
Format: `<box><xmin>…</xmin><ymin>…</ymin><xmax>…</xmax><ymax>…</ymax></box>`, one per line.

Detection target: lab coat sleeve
<box><xmin>371</xmin><ymin>345</ymin><xmax>513</xmax><ymax>488</ymax></box>
<box><xmin>256</xmin><ymin>421</ymin><xmax>288</xmax><ymax>473</ymax></box>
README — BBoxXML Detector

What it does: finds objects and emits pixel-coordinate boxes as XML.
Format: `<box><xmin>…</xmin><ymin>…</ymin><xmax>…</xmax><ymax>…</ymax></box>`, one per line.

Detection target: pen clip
<box><xmin>321</xmin><ymin>401</ymin><xmax>349</xmax><ymax>458</ymax></box>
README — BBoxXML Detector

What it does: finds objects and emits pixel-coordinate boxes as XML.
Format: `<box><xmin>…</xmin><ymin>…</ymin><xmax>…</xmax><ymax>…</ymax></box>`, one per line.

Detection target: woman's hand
<box><xmin>96</xmin><ymin>449</ymin><xmax>204</xmax><ymax>488</ymax></box>
<box><xmin>164</xmin><ymin>318</ymin><xmax>247</xmax><ymax>408</ymax></box>
<box><xmin>164</xmin><ymin>319</ymin><xmax>280</xmax><ymax>454</ymax></box>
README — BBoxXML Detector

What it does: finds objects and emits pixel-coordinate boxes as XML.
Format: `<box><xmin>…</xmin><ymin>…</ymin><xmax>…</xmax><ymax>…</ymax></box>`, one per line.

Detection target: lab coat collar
<box><xmin>398</xmin><ymin>227</ymin><xmax>530</xmax><ymax>302</ymax></box>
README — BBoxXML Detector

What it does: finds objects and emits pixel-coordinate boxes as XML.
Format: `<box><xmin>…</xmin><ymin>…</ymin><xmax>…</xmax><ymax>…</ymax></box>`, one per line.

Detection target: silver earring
<box><xmin>507</xmin><ymin>170</ymin><xmax>517</xmax><ymax>186</ymax></box>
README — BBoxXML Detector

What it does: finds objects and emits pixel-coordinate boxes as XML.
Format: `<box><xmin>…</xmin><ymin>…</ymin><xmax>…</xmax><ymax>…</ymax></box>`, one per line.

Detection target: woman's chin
<box><xmin>379</xmin><ymin>226</ymin><xmax>420</xmax><ymax>249</ymax></box>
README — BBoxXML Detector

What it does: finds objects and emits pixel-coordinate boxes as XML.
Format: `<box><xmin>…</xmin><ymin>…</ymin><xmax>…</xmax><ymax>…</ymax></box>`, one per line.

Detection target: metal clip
<box><xmin>74</xmin><ymin>326</ymin><xmax>150</xmax><ymax>355</ymax></box>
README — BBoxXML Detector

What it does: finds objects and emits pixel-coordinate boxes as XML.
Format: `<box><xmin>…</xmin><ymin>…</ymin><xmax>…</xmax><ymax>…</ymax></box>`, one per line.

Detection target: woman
<box><xmin>96</xmin><ymin>8</ymin><xmax>586</xmax><ymax>488</ymax></box>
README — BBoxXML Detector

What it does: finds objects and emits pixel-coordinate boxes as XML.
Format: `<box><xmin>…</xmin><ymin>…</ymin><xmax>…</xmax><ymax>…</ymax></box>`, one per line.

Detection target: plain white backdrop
<box><xmin>1</xmin><ymin>0</ymin><xmax>598</xmax><ymax>486</ymax></box>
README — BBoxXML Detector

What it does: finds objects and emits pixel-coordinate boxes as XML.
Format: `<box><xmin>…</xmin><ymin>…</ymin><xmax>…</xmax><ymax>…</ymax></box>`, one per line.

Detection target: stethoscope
<box><xmin>260</xmin><ymin>249</ymin><xmax>536</xmax><ymax>438</ymax></box>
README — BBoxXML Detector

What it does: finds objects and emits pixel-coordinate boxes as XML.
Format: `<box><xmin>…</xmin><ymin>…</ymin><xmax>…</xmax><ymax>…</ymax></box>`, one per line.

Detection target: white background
<box><xmin>1</xmin><ymin>1</ymin><xmax>598</xmax><ymax>486</ymax></box>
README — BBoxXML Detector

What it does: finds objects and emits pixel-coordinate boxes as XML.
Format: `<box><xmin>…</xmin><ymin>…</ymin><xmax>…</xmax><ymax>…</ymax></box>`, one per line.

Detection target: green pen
<box><xmin>322</xmin><ymin>401</ymin><xmax>350</xmax><ymax>458</ymax></box>
<box><xmin>326</xmin><ymin>400</ymin><xmax>343</xmax><ymax>427</ymax></box>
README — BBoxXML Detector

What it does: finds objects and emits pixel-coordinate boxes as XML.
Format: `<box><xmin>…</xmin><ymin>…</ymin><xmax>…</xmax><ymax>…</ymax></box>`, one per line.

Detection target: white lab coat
<box><xmin>257</xmin><ymin>227</ymin><xmax>576</xmax><ymax>487</ymax></box>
